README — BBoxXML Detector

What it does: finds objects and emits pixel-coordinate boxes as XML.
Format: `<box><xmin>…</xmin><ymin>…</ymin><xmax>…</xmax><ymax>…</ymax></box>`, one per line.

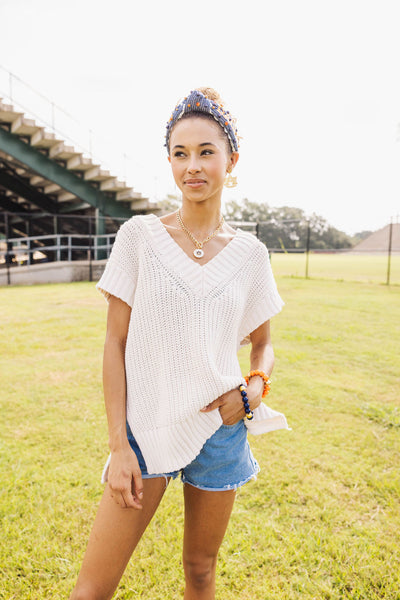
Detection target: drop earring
<box><xmin>224</xmin><ymin>169</ymin><xmax>237</xmax><ymax>188</ymax></box>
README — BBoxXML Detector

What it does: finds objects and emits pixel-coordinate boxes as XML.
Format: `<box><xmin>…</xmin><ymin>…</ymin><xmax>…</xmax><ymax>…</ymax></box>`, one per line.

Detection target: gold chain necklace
<box><xmin>176</xmin><ymin>210</ymin><xmax>224</xmax><ymax>259</ymax></box>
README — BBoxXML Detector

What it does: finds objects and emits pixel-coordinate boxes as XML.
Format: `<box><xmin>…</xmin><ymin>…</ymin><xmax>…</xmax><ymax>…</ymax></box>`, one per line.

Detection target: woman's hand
<box><xmin>201</xmin><ymin>322</ymin><xmax>274</xmax><ymax>424</ymax></box>
<box><xmin>107</xmin><ymin>445</ymin><xmax>144</xmax><ymax>510</ymax></box>
<box><xmin>200</xmin><ymin>383</ymin><xmax>262</xmax><ymax>425</ymax></box>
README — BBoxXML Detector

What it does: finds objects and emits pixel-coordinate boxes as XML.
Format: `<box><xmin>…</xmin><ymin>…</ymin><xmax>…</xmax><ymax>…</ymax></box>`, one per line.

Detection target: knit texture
<box><xmin>97</xmin><ymin>214</ymin><xmax>286</xmax><ymax>476</ymax></box>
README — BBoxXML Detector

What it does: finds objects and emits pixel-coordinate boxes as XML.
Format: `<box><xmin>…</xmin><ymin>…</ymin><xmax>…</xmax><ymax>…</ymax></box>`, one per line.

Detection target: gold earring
<box><xmin>224</xmin><ymin>171</ymin><xmax>237</xmax><ymax>188</ymax></box>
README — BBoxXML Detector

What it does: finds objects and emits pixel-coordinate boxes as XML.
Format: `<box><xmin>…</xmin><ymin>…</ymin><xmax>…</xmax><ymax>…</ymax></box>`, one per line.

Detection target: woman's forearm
<box><xmin>250</xmin><ymin>341</ymin><xmax>275</xmax><ymax>377</ymax></box>
<box><xmin>103</xmin><ymin>336</ymin><xmax>130</xmax><ymax>452</ymax></box>
<box><xmin>247</xmin><ymin>342</ymin><xmax>275</xmax><ymax>408</ymax></box>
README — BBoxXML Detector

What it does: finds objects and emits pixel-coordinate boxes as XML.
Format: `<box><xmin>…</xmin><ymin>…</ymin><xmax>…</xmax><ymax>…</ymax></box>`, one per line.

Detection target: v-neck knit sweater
<box><xmin>97</xmin><ymin>214</ymin><xmax>287</xmax><ymax>476</ymax></box>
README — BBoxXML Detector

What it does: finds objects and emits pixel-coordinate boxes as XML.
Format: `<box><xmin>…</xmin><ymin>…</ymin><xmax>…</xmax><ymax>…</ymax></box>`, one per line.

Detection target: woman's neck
<box><xmin>179</xmin><ymin>202</ymin><xmax>223</xmax><ymax>237</ymax></box>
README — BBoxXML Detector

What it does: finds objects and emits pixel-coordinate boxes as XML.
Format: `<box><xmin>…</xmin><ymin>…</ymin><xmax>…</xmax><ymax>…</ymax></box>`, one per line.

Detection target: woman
<box><xmin>70</xmin><ymin>88</ymin><xmax>287</xmax><ymax>600</ymax></box>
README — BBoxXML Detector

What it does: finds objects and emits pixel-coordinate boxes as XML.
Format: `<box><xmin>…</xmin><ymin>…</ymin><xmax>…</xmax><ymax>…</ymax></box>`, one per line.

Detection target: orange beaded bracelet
<box><xmin>244</xmin><ymin>370</ymin><xmax>271</xmax><ymax>398</ymax></box>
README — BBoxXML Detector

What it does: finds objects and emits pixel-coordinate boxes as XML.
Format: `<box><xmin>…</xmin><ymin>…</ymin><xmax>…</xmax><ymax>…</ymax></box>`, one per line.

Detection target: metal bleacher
<box><xmin>0</xmin><ymin>68</ymin><xmax>157</xmax><ymax>271</ymax></box>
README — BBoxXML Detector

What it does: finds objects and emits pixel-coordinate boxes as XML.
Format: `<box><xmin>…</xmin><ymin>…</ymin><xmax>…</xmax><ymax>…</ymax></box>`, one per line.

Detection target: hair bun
<box><xmin>196</xmin><ymin>87</ymin><xmax>223</xmax><ymax>104</ymax></box>
<box><xmin>196</xmin><ymin>87</ymin><xmax>238</xmax><ymax>142</ymax></box>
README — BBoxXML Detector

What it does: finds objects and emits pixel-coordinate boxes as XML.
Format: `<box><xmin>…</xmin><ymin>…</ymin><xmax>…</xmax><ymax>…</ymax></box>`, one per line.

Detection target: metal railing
<box><xmin>0</xmin><ymin>226</ymin><xmax>117</xmax><ymax>284</ymax></box>
<box><xmin>0</xmin><ymin>233</ymin><xmax>115</xmax><ymax>263</ymax></box>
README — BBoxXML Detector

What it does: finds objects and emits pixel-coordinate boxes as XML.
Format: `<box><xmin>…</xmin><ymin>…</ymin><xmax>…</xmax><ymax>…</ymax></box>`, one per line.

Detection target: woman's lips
<box><xmin>184</xmin><ymin>179</ymin><xmax>205</xmax><ymax>188</ymax></box>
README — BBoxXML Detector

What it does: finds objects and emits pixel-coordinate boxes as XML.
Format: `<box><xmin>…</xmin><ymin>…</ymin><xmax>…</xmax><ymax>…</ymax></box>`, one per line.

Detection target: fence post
<box><xmin>56</xmin><ymin>235</ymin><xmax>61</xmax><ymax>262</ymax></box>
<box><xmin>26</xmin><ymin>218</ymin><xmax>32</xmax><ymax>265</ymax></box>
<box><xmin>53</xmin><ymin>215</ymin><xmax>59</xmax><ymax>262</ymax></box>
<box><xmin>305</xmin><ymin>220</ymin><xmax>311</xmax><ymax>279</ymax></box>
<box><xmin>386</xmin><ymin>219</ymin><xmax>393</xmax><ymax>286</ymax></box>
<box><xmin>88</xmin><ymin>216</ymin><xmax>93</xmax><ymax>282</ymax></box>
<box><xmin>95</xmin><ymin>209</ymin><xmax>107</xmax><ymax>260</ymax></box>
<box><xmin>4</xmin><ymin>212</ymin><xmax>11</xmax><ymax>285</ymax></box>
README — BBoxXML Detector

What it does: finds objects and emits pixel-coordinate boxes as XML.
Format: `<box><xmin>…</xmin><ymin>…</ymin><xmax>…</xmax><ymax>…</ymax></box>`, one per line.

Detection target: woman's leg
<box><xmin>182</xmin><ymin>484</ymin><xmax>236</xmax><ymax>600</ymax></box>
<box><xmin>70</xmin><ymin>477</ymin><xmax>169</xmax><ymax>600</ymax></box>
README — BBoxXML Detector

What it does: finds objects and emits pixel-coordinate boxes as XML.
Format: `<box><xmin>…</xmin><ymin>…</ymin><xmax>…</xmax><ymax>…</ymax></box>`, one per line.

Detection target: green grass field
<box><xmin>270</xmin><ymin>253</ymin><xmax>400</xmax><ymax>285</ymax></box>
<box><xmin>1</xmin><ymin>276</ymin><xmax>399</xmax><ymax>599</ymax></box>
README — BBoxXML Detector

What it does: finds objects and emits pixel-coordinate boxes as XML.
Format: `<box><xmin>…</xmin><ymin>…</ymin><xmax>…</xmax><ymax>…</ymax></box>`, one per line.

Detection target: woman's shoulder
<box><xmin>236</xmin><ymin>228</ymin><xmax>270</xmax><ymax>256</ymax></box>
<box><xmin>116</xmin><ymin>214</ymin><xmax>160</xmax><ymax>243</ymax></box>
<box><xmin>111</xmin><ymin>215</ymin><xmax>151</xmax><ymax>257</ymax></box>
<box><xmin>119</xmin><ymin>213</ymin><xmax>156</xmax><ymax>231</ymax></box>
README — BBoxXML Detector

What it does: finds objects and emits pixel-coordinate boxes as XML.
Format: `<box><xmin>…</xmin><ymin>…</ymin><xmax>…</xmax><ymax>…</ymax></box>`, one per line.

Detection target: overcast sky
<box><xmin>1</xmin><ymin>0</ymin><xmax>399</xmax><ymax>234</ymax></box>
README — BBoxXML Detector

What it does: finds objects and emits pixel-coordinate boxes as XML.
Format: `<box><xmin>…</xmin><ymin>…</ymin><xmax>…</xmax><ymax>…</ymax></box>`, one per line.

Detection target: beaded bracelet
<box><xmin>244</xmin><ymin>370</ymin><xmax>271</xmax><ymax>398</ymax></box>
<box><xmin>238</xmin><ymin>384</ymin><xmax>254</xmax><ymax>420</ymax></box>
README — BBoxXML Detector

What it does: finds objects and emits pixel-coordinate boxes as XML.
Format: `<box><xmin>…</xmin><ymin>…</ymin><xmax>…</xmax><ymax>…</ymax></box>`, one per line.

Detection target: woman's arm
<box><xmin>103</xmin><ymin>295</ymin><xmax>143</xmax><ymax>509</ymax></box>
<box><xmin>201</xmin><ymin>320</ymin><xmax>274</xmax><ymax>424</ymax></box>
<box><xmin>246</xmin><ymin>320</ymin><xmax>275</xmax><ymax>410</ymax></box>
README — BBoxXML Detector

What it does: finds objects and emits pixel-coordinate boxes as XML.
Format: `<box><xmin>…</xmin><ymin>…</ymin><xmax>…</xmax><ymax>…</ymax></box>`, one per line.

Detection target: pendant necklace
<box><xmin>176</xmin><ymin>210</ymin><xmax>224</xmax><ymax>259</ymax></box>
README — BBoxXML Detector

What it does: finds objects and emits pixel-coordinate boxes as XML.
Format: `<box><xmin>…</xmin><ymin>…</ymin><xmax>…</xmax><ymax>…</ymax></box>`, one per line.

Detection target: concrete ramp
<box><xmin>0</xmin><ymin>259</ymin><xmax>106</xmax><ymax>286</ymax></box>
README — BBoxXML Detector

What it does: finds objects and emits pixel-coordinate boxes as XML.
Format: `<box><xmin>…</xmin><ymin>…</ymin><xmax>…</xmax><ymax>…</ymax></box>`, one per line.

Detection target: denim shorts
<box><xmin>126</xmin><ymin>420</ymin><xmax>260</xmax><ymax>492</ymax></box>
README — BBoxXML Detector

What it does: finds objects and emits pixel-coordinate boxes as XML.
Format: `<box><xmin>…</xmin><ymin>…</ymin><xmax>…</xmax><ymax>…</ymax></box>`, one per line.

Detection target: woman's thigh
<box><xmin>183</xmin><ymin>483</ymin><xmax>236</xmax><ymax>562</ymax></box>
<box><xmin>72</xmin><ymin>477</ymin><xmax>168</xmax><ymax>600</ymax></box>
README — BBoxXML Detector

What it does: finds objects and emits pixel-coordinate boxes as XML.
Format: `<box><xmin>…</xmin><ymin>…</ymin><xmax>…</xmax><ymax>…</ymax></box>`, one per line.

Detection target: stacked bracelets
<box><xmin>239</xmin><ymin>370</ymin><xmax>272</xmax><ymax>421</ymax></box>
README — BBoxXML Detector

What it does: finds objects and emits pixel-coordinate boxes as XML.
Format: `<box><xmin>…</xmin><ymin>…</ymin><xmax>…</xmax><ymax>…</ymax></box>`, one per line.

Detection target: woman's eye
<box><xmin>201</xmin><ymin>149</ymin><xmax>213</xmax><ymax>156</ymax></box>
<box><xmin>173</xmin><ymin>151</ymin><xmax>185</xmax><ymax>158</ymax></box>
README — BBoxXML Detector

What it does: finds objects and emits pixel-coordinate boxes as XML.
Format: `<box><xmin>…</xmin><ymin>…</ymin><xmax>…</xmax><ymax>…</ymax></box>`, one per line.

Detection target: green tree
<box><xmin>225</xmin><ymin>199</ymin><xmax>353</xmax><ymax>250</ymax></box>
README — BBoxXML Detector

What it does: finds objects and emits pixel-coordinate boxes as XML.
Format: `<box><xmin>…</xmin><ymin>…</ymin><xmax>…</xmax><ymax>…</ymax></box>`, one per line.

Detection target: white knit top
<box><xmin>97</xmin><ymin>214</ymin><xmax>287</xmax><ymax>477</ymax></box>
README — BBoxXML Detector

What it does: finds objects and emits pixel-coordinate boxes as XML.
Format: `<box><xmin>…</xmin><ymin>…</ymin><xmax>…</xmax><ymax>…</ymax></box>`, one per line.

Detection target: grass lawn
<box><xmin>270</xmin><ymin>252</ymin><xmax>400</xmax><ymax>285</ymax></box>
<box><xmin>1</xmin><ymin>277</ymin><xmax>399</xmax><ymax>599</ymax></box>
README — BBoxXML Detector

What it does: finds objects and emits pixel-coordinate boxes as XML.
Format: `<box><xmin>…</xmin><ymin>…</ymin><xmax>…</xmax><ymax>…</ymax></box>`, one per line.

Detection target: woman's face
<box><xmin>168</xmin><ymin>117</ymin><xmax>238</xmax><ymax>205</ymax></box>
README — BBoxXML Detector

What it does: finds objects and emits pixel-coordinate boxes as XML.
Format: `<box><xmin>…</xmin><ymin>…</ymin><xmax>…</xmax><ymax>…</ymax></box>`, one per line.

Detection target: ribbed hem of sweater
<box><xmin>101</xmin><ymin>409</ymin><xmax>223</xmax><ymax>482</ymax></box>
<box><xmin>131</xmin><ymin>409</ymin><xmax>223</xmax><ymax>474</ymax></box>
<box><xmin>100</xmin><ymin>404</ymin><xmax>290</xmax><ymax>482</ymax></box>
<box><xmin>245</xmin><ymin>402</ymin><xmax>291</xmax><ymax>435</ymax></box>
<box><xmin>238</xmin><ymin>289</ymin><xmax>285</xmax><ymax>348</ymax></box>
<box><xmin>96</xmin><ymin>262</ymin><xmax>135</xmax><ymax>308</ymax></box>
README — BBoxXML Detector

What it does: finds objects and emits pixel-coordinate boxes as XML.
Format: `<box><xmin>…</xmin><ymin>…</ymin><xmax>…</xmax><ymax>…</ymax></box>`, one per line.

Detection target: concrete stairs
<box><xmin>0</xmin><ymin>96</ymin><xmax>154</xmax><ymax>215</ymax></box>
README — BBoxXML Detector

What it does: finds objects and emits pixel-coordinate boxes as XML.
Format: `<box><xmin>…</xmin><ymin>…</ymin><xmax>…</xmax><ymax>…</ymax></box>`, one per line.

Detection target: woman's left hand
<box><xmin>200</xmin><ymin>386</ymin><xmax>260</xmax><ymax>425</ymax></box>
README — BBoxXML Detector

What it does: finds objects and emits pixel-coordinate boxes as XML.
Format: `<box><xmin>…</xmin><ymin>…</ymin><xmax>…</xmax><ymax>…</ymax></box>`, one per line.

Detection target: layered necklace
<box><xmin>176</xmin><ymin>210</ymin><xmax>224</xmax><ymax>259</ymax></box>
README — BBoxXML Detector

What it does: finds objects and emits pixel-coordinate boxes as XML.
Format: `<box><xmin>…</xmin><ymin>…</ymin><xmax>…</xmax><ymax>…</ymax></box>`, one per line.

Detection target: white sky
<box><xmin>1</xmin><ymin>0</ymin><xmax>399</xmax><ymax>234</ymax></box>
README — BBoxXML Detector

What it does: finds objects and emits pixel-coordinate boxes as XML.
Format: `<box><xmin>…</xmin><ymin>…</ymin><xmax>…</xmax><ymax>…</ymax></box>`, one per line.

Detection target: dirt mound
<box><xmin>352</xmin><ymin>223</ymin><xmax>400</xmax><ymax>253</ymax></box>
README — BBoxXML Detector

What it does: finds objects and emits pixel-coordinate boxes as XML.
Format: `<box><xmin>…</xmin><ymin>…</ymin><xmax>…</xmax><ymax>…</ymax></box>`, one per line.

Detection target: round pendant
<box><xmin>193</xmin><ymin>248</ymin><xmax>204</xmax><ymax>259</ymax></box>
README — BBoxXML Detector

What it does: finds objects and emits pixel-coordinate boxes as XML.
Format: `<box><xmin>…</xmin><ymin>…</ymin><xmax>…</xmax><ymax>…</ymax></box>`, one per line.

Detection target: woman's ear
<box><xmin>230</xmin><ymin>151</ymin><xmax>239</xmax><ymax>170</ymax></box>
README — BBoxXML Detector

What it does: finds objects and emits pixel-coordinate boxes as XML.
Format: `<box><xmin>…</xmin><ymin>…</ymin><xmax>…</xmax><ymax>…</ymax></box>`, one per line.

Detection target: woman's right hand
<box><xmin>107</xmin><ymin>445</ymin><xmax>144</xmax><ymax>510</ymax></box>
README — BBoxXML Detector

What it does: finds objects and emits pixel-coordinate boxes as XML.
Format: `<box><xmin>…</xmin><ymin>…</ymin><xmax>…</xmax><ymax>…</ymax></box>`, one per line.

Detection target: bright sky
<box><xmin>1</xmin><ymin>0</ymin><xmax>399</xmax><ymax>234</ymax></box>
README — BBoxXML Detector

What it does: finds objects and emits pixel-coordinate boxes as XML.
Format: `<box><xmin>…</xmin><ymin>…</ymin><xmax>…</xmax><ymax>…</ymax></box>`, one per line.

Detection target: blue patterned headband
<box><xmin>165</xmin><ymin>90</ymin><xmax>239</xmax><ymax>153</ymax></box>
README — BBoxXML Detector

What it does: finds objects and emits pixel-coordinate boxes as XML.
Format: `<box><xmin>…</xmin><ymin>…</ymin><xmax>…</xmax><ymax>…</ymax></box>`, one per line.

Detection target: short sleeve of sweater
<box><xmin>238</xmin><ymin>242</ymin><xmax>284</xmax><ymax>346</ymax></box>
<box><xmin>96</xmin><ymin>219</ymin><xmax>139</xmax><ymax>308</ymax></box>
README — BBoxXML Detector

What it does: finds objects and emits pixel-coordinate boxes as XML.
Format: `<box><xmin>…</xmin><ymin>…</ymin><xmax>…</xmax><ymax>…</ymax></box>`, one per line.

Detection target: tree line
<box><xmin>158</xmin><ymin>196</ymin><xmax>371</xmax><ymax>250</ymax></box>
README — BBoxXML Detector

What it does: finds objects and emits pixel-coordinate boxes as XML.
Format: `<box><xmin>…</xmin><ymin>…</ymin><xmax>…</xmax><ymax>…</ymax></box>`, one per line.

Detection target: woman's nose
<box><xmin>187</xmin><ymin>154</ymin><xmax>201</xmax><ymax>173</ymax></box>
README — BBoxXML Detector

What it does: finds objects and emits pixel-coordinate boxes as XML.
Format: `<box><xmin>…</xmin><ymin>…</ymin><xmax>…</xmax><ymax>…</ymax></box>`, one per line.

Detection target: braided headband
<box><xmin>165</xmin><ymin>90</ymin><xmax>239</xmax><ymax>153</ymax></box>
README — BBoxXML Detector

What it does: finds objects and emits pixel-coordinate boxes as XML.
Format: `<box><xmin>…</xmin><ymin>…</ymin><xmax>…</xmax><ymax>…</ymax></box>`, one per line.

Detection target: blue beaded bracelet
<box><xmin>239</xmin><ymin>384</ymin><xmax>254</xmax><ymax>420</ymax></box>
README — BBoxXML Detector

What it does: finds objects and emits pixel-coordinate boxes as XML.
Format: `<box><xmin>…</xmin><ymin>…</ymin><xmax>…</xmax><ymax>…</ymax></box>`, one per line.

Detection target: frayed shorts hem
<box><xmin>181</xmin><ymin>468</ymin><xmax>260</xmax><ymax>492</ymax></box>
<box><xmin>140</xmin><ymin>466</ymin><xmax>260</xmax><ymax>492</ymax></box>
<box><xmin>127</xmin><ymin>420</ymin><xmax>260</xmax><ymax>492</ymax></box>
